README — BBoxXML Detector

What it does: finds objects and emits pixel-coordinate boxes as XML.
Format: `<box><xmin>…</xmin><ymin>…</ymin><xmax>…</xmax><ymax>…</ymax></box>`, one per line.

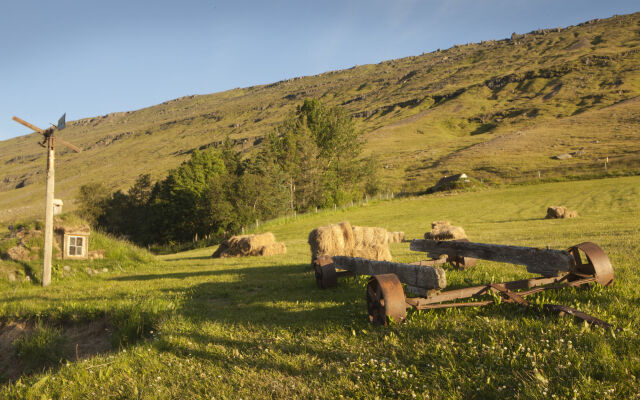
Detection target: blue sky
<box><xmin>0</xmin><ymin>0</ymin><xmax>638</xmax><ymax>141</ymax></box>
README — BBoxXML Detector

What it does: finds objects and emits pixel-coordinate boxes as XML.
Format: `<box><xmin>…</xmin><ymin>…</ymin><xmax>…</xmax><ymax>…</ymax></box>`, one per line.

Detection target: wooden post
<box><xmin>410</xmin><ymin>239</ymin><xmax>575</xmax><ymax>277</ymax></box>
<box><xmin>42</xmin><ymin>135</ymin><xmax>55</xmax><ymax>287</ymax></box>
<box><xmin>330</xmin><ymin>256</ymin><xmax>447</xmax><ymax>291</ymax></box>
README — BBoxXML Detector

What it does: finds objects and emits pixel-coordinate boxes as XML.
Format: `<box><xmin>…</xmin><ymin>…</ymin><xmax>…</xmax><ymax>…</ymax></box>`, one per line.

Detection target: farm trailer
<box><xmin>314</xmin><ymin>240</ymin><xmax>614</xmax><ymax>327</ymax></box>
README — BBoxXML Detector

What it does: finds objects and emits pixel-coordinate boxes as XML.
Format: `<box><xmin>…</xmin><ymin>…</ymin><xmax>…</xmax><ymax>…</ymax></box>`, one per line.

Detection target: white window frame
<box><xmin>67</xmin><ymin>235</ymin><xmax>85</xmax><ymax>257</ymax></box>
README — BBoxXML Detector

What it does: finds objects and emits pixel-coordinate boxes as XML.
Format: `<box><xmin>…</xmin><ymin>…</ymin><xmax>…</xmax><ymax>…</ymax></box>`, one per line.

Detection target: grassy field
<box><xmin>0</xmin><ymin>176</ymin><xmax>638</xmax><ymax>399</ymax></box>
<box><xmin>2</xmin><ymin>12</ymin><xmax>640</xmax><ymax>222</ymax></box>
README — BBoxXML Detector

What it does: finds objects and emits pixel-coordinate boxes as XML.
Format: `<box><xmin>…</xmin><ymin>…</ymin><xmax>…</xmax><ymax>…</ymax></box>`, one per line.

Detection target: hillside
<box><xmin>2</xmin><ymin>12</ymin><xmax>640</xmax><ymax>222</ymax></box>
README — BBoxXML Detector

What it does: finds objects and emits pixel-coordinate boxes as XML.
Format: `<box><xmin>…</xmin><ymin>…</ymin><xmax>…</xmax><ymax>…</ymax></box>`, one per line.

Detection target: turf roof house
<box><xmin>54</xmin><ymin>222</ymin><xmax>90</xmax><ymax>260</ymax></box>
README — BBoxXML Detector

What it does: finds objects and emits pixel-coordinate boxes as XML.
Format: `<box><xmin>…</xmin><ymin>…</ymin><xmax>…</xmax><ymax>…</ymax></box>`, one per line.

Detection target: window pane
<box><xmin>77</xmin><ymin>237</ymin><xmax>83</xmax><ymax>246</ymax></box>
<box><xmin>70</xmin><ymin>237</ymin><xmax>76</xmax><ymax>246</ymax></box>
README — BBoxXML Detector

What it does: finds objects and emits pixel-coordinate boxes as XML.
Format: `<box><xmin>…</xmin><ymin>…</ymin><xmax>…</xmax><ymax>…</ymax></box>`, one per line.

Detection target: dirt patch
<box><xmin>0</xmin><ymin>318</ymin><xmax>113</xmax><ymax>384</ymax></box>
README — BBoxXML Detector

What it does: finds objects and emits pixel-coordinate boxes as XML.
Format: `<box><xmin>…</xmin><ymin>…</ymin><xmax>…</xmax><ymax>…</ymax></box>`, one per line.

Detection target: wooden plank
<box><xmin>12</xmin><ymin>116</ymin><xmax>44</xmax><ymax>133</ymax></box>
<box><xmin>331</xmin><ymin>256</ymin><xmax>446</xmax><ymax>290</ymax></box>
<box><xmin>410</xmin><ymin>239</ymin><xmax>575</xmax><ymax>277</ymax></box>
<box><xmin>56</xmin><ymin>137</ymin><xmax>82</xmax><ymax>153</ymax></box>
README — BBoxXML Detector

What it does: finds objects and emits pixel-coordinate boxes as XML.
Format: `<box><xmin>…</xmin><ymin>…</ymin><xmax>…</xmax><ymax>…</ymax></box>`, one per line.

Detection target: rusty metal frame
<box><xmin>364</xmin><ymin>242</ymin><xmax>615</xmax><ymax>328</ymax></box>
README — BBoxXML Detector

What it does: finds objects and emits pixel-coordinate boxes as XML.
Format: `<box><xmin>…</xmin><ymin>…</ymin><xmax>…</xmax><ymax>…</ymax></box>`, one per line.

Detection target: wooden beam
<box><xmin>331</xmin><ymin>256</ymin><xmax>447</xmax><ymax>290</ymax></box>
<box><xmin>410</xmin><ymin>239</ymin><xmax>575</xmax><ymax>277</ymax></box>
<box><xmin>12</xmin><ymin>116</ymin><xmax>44</xmax><ymax>133</ymax></box>
<box><xmin>56</xmin><ymin>137</ymin><xmax>82</xmax><ymax>153</ymax></box>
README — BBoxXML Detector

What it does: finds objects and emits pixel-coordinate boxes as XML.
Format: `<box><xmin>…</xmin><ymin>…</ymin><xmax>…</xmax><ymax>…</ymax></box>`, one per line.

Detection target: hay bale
<box><xmin>387</xmin><ymin>231</ymin><xmax>405</xmax><ymax>243</ymax></box>
<box><xmin>425</xmin><ymin>221</ymin><xmax>467</xmax><ymax>240</ymax></box>
<box><xmin>257</xmin><ymin>242</ymin><xmax>287</xmax><ymax>256</ymax></box>
<box><xmin>212</xmin><ymin>232</ymin><xmax>286</xmax><ymax>258</ymax></box>
<box><xmin>352</xmin><ymin>226</ymin><xmax>388</xmax><ymax>247</ymax></box>
<box><xmin>546</xmin><ymin>206</ymin><xmax>578</xmax><ymax>219</ymax></box>
<box><xmin>308</xmin><ymin>221</ymin><xmax>355</xmax><ymax>261</ymax></box>
<box><xmin>308</xmin><ymin>221</ymin><xmax>392</xmax><ymax>262</ymax></box>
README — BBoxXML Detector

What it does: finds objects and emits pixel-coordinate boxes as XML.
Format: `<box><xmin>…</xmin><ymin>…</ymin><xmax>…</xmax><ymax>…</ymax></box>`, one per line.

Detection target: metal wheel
<box><xmin>314</xmin><ymin>256</ymin><xmax>337</xmax><ymax>289</ymax></box>
<box><xmin>568</xmin><ymin>242</ymin><xmax>614</xmax><ymax>286</ymax></box>
<box><xmin>367</xmin><ymin>274</ymin><xmax>406</xmax><ymax>325</ymax></box>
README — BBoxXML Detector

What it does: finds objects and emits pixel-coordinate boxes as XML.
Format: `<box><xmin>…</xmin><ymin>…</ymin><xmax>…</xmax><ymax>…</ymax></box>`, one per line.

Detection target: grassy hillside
<box><xmin>0</xmin><ymin>176</ymin><xmax>638</xmax><ymax>398</ymax></box>
<box><xmin>1</xmin><ymin>12</ymin><xmax>640</xmax><ymax>222</ymax></box>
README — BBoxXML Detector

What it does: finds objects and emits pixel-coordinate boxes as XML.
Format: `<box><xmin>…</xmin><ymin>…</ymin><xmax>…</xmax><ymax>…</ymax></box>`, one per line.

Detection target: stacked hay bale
<box><xmin>308</xmin><ymin>221</ymin><xmax>392</xmax><ymax>263</ymax></box>
<box><xmin>212</xmin><ymin>232</ymin><xmax>287</xmax><ymax>258</ymax></box>
<box><xmin>387</xmin><ymin>231</ymin><xmax>405</xmax><ymax>243</ymax></box>
<box><xmin>545</xmin><ymin>206</ymin><xmax>578</xmax><ymax>219</ymax></box>
<box><xmin>424</xmin><ymin>221</ymin><xmax>467</xmax><ymax>240</ymax></box>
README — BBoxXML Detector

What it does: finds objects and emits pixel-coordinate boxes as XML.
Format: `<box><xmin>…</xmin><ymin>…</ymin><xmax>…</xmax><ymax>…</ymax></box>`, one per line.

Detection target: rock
<box><xmin>553</xmin><ymin>153</ymin><xmax>572</xmax><ymax>160</ymax></box>
<box><xmin>88</xmin><ymin>250</ymin><xmax>105</xmax><ymax>260</ymax></box>
<box><xmin>8</xmin><ymin>273</ymin><xmax>16</xmax><ymax>282</ymax></box>
<box><xmin>86</xmin><ymin>267</ymin><xmax>93</xmax><ymax>275</ymax></box>
<box><xmin>92</xmin><ymin>269</ymin><xmax>99</xmax><ymax>275</ymax></box>
<box><xmin>63</xmin><ymin>265</ymin><xmax>71</xmax><ymax>272</ymax></box>
<box><xmin>23</xmin><ymin>276</ymin><xmax>31</xmax><ymax>282</ymax></box>
<box><xmin>102</xmin><ymin>268</ymin><xmax>108</xmax><ymax>273</ymax></box>
<box><xmin>571</xmin><ymin>149</ymin><xmax>586</xmax><ymax>157</ymax></box>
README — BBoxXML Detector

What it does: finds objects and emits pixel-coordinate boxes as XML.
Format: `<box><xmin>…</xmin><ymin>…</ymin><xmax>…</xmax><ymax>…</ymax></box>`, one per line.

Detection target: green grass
<box><xmin>0</xmin><ymin>176</ymin><xmax>638</xmax><ymax>398</ymax></box>
<box><xmin>13</xmin><ymin>323</ymin><xmax>66</xmax><ymax>373</ymax></box>
<box><xmin>2</xmin><ymin>12</ymin><xmax>640</xmax><ymax>222</ymax></box>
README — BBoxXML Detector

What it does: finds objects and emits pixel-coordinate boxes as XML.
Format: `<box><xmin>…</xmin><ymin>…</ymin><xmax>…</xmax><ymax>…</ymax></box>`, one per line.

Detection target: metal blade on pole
<box><xmin>57</xmin><ymin>113</ymin><xmax>66</xmax><ymax>130</ymax></box>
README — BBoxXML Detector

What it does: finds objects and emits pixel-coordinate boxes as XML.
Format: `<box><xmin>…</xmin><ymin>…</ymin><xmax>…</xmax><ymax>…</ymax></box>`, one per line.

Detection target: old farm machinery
<box><xmin>314</xmin><ymin>239</ymin><xmax>614</xmax><ymax>327</ymax></box>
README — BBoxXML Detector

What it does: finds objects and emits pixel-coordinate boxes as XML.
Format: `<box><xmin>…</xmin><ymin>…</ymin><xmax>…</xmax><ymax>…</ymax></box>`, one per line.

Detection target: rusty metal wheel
<box><xmin>367</xmin><ymin>274</ymin><xmax>406</xmax><ymax>325</ymax></box>
<box><xmin>568</xmin><ymin>242</ymin><xmax>614</xmax><ymax>286</ymax></box>
<box><xmin>314</xmin><ymin>256</ymin><xmax>337</xmax><ymax>289</ymax></box>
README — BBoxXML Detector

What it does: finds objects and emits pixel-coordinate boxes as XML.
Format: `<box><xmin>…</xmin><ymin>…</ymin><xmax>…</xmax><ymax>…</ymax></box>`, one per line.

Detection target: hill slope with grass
<box><xmin>0</xmin><ymin>175</ymin><xmax>638</xmax><ymax>397</ymax></box>
<box><xmin>2</xmin><ymin>12</ymin><xmax>640</xmax><ymax>222</ymax></box>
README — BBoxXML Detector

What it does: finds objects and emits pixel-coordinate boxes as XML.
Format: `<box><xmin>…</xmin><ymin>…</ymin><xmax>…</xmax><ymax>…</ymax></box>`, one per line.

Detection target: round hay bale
<box><xmin>309</xmin><ymin>221</ymin><xmax>392</xmax><ymax>263</ymax></box>
<box><xmin>257</xmin><ymin>242</ymin><xmax>287</xmax><ymax>256</ymax></box>
<box><xmin>212</xmin><ymin>232</ymin><xmax>283</xmax><ymax>258</ymax></box>
<box><xmin>546</xmin><ymin>206</ymin><xmax>578</xmax><ymax>219</ymax></box>
<box><xmin>387</xmin><ymin>231</ymin><xmax>405</xmax><ymax>243</ymax></box>
<box><xmin>425</xmin><ymin>221</ymin><xmax>467</xmax><ymax>240</ymax></box>
<box><xmin>546</xmin><ymin>206</ymin><xmax>567</xmax><ymax>219</ymax></box>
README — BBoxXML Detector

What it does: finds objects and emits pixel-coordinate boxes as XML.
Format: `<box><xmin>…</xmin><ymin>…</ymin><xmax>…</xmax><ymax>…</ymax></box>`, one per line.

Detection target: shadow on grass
<box><xmin>160</xmin><ymin>255</ymin><xmax>213</xmax><ymax>262</ymax></box>
<box><xmin>489</xmin><ymin>217</ymin><xmax>543</xmax><ymax>224</ymax></box>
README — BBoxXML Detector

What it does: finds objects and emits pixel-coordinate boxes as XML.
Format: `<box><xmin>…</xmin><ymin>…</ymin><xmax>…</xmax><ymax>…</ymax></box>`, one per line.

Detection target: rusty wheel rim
<box><xmin>568</xmin><ymin>242</ymin><xmax>614</xmax><ymax>286</ymax></box>
<box><xmin>367</xmin><ymin>274</ymin><xmax>406</xmax><ymax>325</ymax></box>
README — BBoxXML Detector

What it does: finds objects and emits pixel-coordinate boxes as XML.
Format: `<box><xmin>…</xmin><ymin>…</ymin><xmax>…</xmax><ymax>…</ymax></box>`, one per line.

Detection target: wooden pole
<box><xmin>330</xmin><ymin>256</ymin><xmax>447</xmax><ymax>291</ymax></box>
<box><xmin>410</xmin><ymin>239</ymin><xmax>575</xmax><ymax>277</ymax></box>
<box><xmin>42</xmin><ymin>135</ymin><xmax>55</xmax><ymax>287</ymax></box>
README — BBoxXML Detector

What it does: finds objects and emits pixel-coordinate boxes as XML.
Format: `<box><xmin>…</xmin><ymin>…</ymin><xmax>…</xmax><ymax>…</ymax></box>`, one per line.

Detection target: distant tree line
<box><xmin>76</xmin><ymin>99</ymin><xmax>381</xmax><ymax>246</ymax></box>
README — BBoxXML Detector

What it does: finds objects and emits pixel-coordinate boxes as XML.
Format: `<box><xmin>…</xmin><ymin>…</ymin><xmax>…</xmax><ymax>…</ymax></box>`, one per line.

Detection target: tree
<box><xmin>75</xmin><ymin>183</ymin><xmax>109</xmax><ymax>226</ymax></box>
<box><xmin>150</xmin><ymin>149</ymin><xmax>227</xmax><ymax>243</ymax></box>
<box><xmin>258</xmin><ymin>98</ymin><xmax>369</xmax><ymax>211</ymax></box>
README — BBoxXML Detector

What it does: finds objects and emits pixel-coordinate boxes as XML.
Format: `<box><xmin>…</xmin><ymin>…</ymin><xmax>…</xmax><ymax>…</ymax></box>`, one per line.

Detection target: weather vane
<box><xmin>12</xmin><ymin>114</ymin><xmax>82</xmax><ymax>287</ymax></box>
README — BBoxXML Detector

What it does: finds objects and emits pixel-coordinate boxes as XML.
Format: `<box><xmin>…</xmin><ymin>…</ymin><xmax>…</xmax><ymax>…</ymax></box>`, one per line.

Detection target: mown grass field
<box><xmin>0</xmin><ymin>176</ymin><xmax>638</xmax><ymax>399</ymax></box>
